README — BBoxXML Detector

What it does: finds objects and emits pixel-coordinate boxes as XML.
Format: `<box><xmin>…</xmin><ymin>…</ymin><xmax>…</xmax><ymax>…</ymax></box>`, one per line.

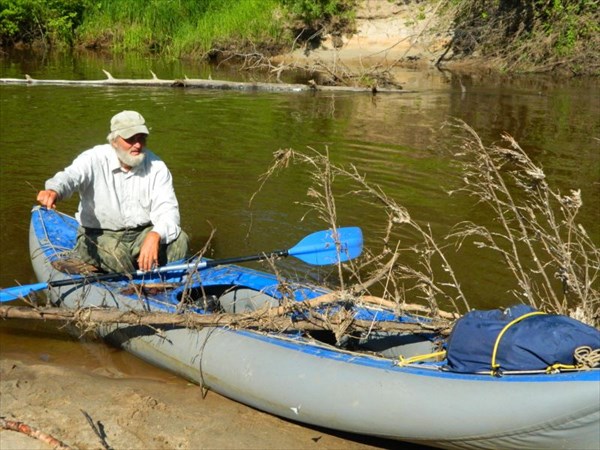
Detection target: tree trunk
<box><xmin>0</xmin><ymin>71</ymin><xmax>405</xmax><ymax>93</ymax></box>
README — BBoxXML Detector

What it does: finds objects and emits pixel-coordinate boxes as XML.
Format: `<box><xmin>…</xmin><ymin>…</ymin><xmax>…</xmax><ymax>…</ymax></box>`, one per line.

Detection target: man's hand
<box><xmin>138</xmin><ymin>231</ymin><xmax>161</xmax><ymax>271</ymax></box>
<box><xmin>37</xmin><ymin>190</ymin><xmax>58</xmax><ymax>209</ymax></box>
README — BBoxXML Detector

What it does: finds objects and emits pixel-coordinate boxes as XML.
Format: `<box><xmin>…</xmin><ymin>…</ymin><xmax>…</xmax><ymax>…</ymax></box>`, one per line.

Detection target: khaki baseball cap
<box><xmin>110</xmin><ymin>110</ymin><xmax>149</xmax><ymax>139</ymax></box>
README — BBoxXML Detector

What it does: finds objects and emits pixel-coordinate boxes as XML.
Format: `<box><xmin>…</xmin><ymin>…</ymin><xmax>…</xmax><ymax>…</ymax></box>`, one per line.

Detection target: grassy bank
<box><xmin>0</xmin><ymin>0</ymin><xmax>355</xmax><ymax>59</ymax></box>
<box><xmin>0</xmin><ymin>0</ymin><xmax>597</xmax><ymax>74</ymax></box>
<box><xmin>77</xmin><ymin>0</ymin><xmax>286</xmax><ymax>58</ymax></box>
<box><xmin>0</xmin><ymin>0</ymin><xmax>289</xmax><ymax>57</ymax></box>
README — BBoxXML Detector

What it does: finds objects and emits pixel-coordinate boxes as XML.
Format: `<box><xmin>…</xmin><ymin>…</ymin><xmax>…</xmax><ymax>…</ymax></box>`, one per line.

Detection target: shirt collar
<box><xmin>108</xmin><ymin>146</ymin><xmax>124</xmax><ymax>173</ymax></box>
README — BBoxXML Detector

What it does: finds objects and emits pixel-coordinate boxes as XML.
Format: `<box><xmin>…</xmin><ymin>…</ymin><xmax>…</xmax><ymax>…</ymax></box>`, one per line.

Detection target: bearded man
<box><xmin>36</xmin><ymin>110</ymin><xmax>189</xmax><ymax>273</ymax></box>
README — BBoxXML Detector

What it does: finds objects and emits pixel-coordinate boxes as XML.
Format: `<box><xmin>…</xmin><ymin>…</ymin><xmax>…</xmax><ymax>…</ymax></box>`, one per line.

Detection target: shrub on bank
<box><xmin>0</xmin><ymin>0</ymin><xmax>88</xmax><ymax>48</ymax></box>
<box><xmin>446</xmin><ymin>0</ymin><xmax>599</xmax><ymax>75</ymax></box>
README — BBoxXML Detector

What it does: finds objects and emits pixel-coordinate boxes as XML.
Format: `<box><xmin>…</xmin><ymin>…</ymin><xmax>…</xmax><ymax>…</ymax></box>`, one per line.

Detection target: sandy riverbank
<box><xmin>280</xmin><ymin>0</ymin><xmax>452</xmax><ymax>73</ymax></box>
<box><xmin>0</xmin><ymin>310</ymin><xmax>407</xmax><ymax>450</ymax></box>
<box><xmin>0</xmin><ymin>341</ymin><xmax>397</xmax><ymax>450</ymax></box>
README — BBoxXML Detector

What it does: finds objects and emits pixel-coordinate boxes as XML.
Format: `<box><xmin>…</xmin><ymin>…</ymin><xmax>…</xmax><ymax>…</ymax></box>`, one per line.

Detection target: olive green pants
<box><xmin>74</xmin><ymin>225</ymin><xmax>189</xmax><ymax>273</ymax></box>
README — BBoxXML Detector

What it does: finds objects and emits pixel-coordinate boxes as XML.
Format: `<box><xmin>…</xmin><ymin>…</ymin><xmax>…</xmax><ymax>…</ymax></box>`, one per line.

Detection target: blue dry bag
<box><xmin>445</xmin><ymin>304</ymin><xmax>600</xmax><ymax>374</ymax></box>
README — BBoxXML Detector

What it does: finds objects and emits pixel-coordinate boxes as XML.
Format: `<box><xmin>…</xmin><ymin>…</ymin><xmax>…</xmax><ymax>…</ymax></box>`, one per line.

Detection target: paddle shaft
<box><xmin>1</xmin><ymin>226</ymin><xmax>362</xmax><ymax>301</ymax></box>
<box><xmin>45</xmin><ymin>250</ymin><xmax>290</xmax><ymax>289</ymax></box>
<box><xmin>191</xmin><ymin>250</ymin><xmax>288</xmax><ymax>269</ymax></box>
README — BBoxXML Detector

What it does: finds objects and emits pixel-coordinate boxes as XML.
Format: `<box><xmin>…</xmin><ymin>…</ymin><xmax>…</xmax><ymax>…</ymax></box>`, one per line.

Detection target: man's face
<box><xmin>113</xmin><ymin>133</ymin><xmax>147</xmax><ymax>168</ymax></box>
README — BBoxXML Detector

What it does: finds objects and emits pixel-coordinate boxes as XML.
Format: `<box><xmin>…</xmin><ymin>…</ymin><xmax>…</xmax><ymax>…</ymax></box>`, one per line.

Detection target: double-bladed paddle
<box><xmin>0</xmin><ymin>226</ymin><xmax>362</xmax><ymax>302</ymax></box>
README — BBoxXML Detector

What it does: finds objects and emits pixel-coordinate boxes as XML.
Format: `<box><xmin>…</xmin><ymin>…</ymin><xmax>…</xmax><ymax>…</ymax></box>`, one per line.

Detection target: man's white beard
<box><xmin>115</xmin><ymin>146</ymin><xmax>146</xmax><ymax>168</ymax></box>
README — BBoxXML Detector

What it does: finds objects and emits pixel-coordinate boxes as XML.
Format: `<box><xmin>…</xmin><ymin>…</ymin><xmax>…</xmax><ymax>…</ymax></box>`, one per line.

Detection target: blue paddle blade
<box><xmin>288</xmin><ymin>227</ymin><xmax>363</xmax><ymax>265</ymax></box>
<box><xmin>0</xmin><ymin>282</ymin><xmax>49</xmax><ymax>302</ymax></box>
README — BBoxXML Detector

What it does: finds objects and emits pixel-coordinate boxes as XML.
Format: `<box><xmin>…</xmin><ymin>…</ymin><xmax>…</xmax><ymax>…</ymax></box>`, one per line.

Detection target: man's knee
<box><xmin>166</xmin><ymin>230</ymin><xmax>190</xmax><ymax>262</ymax></box>
<box><xmin>99</xmin><ymin>246</ymin><xmax>136</xmax><ymax>272</ymax></box>
<box><xmin>75</xmin><ymin>229</ymin><xmax>135</xmax><ymax>272</ymax></box>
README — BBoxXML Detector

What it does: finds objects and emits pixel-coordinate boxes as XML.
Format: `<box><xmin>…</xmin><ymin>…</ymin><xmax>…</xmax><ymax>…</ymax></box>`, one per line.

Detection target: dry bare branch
<box><xmin>252</xmin><ymin>121</ymin><xmax>598</xmax><ymax>328</ymax></box>
<box><xmin>0</xmin><ymin>418</ymin><xmax>72</xmax><ymax>450</ymax></box>
<box><xmin>447</xmin><ymin>119</ymin><xmax>599</xmax><ymax>326</ymax></box>
<box><xmin>0</xmin><ymin>302</ymin><xmax>451</xmax><ymax>336</ymax></box>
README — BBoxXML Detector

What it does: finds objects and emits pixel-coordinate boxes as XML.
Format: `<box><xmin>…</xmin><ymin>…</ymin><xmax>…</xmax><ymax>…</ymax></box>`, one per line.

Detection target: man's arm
<box><xmin>38</xmin><ymin>151</ymin><xmax>93</xmax><ymax>208</ymax></box>
<box><xmin>148</xmin><ymin>165</ymin><xmax>182</xmax><ymax>245</ymax></box>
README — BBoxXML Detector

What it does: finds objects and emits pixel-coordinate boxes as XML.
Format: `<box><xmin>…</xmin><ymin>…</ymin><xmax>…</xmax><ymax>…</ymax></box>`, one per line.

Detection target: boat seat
<box><xmin>358</xmin><ymin>332</ymin><xmax>438</xmax><ymax>359</ymax></box>
<box><xmin>218</xmin><ymin>288</ymin><xmax>279</xmax><ymax>314</ymax></box>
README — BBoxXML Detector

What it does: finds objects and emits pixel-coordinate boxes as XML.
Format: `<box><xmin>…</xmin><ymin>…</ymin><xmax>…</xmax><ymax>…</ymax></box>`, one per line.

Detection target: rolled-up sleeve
<box><xmin>149</xmin><ymin>165</ymin><xmax>182</xmax><ymax>244</ymax></box>
<box><xmin>45</xmin><ymin>152</ymin><xmax>92</xmax><ymax>200</ymax></box>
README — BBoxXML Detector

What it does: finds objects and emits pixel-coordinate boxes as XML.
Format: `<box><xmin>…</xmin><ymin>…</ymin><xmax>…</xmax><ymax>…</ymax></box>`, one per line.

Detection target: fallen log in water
<box><xmin>0</xmin><ymin>70</ymin><xmax>406</xmax><ymax>93</ymax></box>
<box><xmin>0</xmin><ymin>300</ymin><xmax>451</xmax><ymax>335</ymax></box>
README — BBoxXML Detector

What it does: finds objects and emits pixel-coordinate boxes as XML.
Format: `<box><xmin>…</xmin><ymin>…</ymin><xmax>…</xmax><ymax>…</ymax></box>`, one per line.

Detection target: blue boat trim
<box><xmin>31</xmin><ymin>207</ymin><xmax>600</xmax><ymax>383</ymax></box>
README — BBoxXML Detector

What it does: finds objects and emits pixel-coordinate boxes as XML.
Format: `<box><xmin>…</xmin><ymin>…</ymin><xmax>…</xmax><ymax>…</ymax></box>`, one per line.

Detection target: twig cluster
<box><xmin>0</xmin><ymin>295</ymin><xmax>452</xmax><ymax>339</ymax></box>
<box><xmin>447</xmin><ymin>120</ymin><xmax>599</xmax><ymax>325</ymax></box>
<box><xmin>253</xmin><ymin>120</ymin><xmax>599</xmax><ymax>327</ymax></box>
<box><xmin>253</xmin><ymin>146</ymin><xmax>470</xmax><ymax>319</ymax></box>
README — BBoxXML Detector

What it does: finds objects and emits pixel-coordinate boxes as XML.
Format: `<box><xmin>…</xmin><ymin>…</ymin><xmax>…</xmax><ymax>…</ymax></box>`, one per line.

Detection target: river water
<box><xmin>0</xmin><ymin>51</ymin><xmax>599</xmax><ymax>443</ymax></box>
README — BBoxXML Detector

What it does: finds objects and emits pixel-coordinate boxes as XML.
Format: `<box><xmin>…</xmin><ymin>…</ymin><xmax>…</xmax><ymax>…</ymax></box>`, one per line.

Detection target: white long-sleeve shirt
<box><xmin>45</xmin><ymin>144</ymin><xmax>182</xmax><ymax>244</ymax></box>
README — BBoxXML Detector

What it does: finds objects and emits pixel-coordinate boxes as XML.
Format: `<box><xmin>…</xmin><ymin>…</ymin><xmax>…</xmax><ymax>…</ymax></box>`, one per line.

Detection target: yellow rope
<box><xmin>491</xmin><ymin>311</ymin><xmax>546</xmax><ymax>373</ymax></box>
<box><xmin>397</xmin><ymin>351</ymin><xmax>446</xmax><ymax>366</ymax></box>
<box><xmin>545</xmin><ymin>363</ymin><xmax>579</xmax><ymax>373</ymax></box>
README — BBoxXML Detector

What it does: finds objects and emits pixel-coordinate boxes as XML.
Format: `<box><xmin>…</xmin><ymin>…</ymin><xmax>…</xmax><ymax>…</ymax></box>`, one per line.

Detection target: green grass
<box><xmin>175</xmin><ymin>0</ymin><xmax>285</xmax><ymax>57</ymax></box>
<box><xmin>77</xmin><ymin>0</ymin><xmax>286</xmax><ymax>57</ymax></box>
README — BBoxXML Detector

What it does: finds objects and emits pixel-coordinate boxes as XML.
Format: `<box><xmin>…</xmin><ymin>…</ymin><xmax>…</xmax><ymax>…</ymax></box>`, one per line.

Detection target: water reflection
<box><xmin>1</xmin><ymin>52</ymin><xmax>598</xmax><ymax>307</ymax></box>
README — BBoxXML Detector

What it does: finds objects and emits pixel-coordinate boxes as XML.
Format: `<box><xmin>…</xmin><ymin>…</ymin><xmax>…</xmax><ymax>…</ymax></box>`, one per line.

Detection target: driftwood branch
<box><xmin>0</xmin><ymin>294</ymin><xmax>452</xmax><ymax>335</ymax></box>
<box><xmin>0</xmin><ymin>418</ymin><xmax>72</xmax><ymax>450</ymax></box>
<box><xmin>0</xmin><ymin>71</ymin><xmax>407</xmax><ymax>94</ymax></box>
<box><xmin>358</xmin><ymin>295</ymin><xmax>459</xmax><ymax>319</ymax></box>
<box><xmin>265</xmin><ymin>292</ymin><xmax>457</xmax><ymax>318</ymax></box>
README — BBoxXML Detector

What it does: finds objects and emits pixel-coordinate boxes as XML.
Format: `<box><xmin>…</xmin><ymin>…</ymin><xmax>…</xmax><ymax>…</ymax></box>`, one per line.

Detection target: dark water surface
<box><xmin>0</xmin><ymin>52</ymin><xmax>599</xmax><ymax>444</ymax></box>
